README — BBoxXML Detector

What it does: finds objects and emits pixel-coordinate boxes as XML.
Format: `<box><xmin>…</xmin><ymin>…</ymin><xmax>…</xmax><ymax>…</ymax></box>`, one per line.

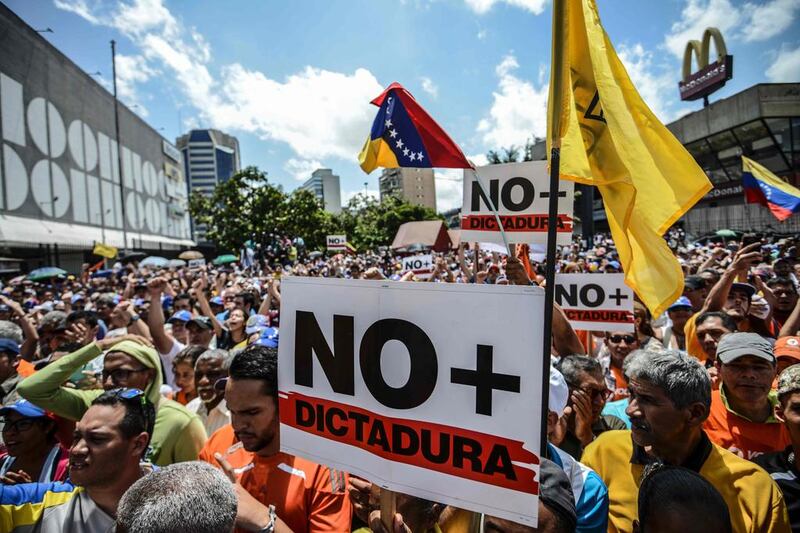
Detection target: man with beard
<box><xmin>213</xmin><ymin>344</ymin><xmax>351</xmax><ymax>533</ymax></box>
<box><xmin>0</xmin><ymin>388</ymin><xmax>155</xmax><ymax>532</ymax></box>
<box><xmin>186</xmin><ymin>349</ymin><xmax>230</xmax><ymax>436</ymax></box>
<box><xmin>582</xmin><ymin>350</ymin><xmax>789</xmax><ymax>532</ymax></box>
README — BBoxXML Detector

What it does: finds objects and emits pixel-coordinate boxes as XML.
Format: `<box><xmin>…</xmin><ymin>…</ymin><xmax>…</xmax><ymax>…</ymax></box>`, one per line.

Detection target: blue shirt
<box><xmin>602</xmin><ymin>398</ymin><xmax>631</xmax><ymax>428</ymax></box>
<box><xmin>548</xmin><ymin>443</ymin><xmax>609</xmax><ymax>533</ymax></box>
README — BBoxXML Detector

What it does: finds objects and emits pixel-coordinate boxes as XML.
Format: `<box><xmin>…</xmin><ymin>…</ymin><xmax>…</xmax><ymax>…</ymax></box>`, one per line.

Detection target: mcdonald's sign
<box><xmin>678</xmin><ymin>27</ymin><xmax>733</xmax><ymax>102</ymax></box>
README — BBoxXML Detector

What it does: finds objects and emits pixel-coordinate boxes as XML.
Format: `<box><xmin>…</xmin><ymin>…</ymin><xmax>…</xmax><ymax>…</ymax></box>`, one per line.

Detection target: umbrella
<box><xmin>8</xmin><ymin>275</ymin><xmax>26</xmax><ymax>285</ymax></box>
<box><xmin>212</xmin><ymin>254</ymin><xmax>238</xmax><ymax>266</ymax></box>
<box><xmin>308</xmin><ymin>251</ymin><xmax>323</xmax><ymax>260</ymax></box>
<box><xmin>168</xmin><ymin>259</ymin><xmax>186</xmax><ymax>268</ymax></box>
<box><xmin>119</xmin><ymin>251</ymin><xmax>147</xmax><ymax>264</ymax></box>
<box><xmin>27</xmin><ymin>267</ymin><xmax>67</xmax><ymax>281</ymax></box>
<box><xmin>715</xmin><ymin>229</ymin><xmax>737</xmax><ymax>238</ymax></box>
<box><xmin>140</xmin><ymin>256</ymin><xmax>169</xmax><ymax>268</ymax></box>
<box><xmin>179</xmin><ymin>250</ymin><xmax>204</xmax><ymax>260</ymax></box>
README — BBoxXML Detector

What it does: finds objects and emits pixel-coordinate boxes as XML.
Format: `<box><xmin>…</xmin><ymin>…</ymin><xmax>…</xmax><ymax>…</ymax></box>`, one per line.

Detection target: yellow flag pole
<box><xmin>540</xmin><ymin>0</ymin><xmax>567</xmax><ymax>455</ymax></box>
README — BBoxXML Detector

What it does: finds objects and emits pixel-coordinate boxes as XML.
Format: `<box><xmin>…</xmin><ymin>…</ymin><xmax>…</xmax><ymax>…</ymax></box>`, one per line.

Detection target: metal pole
<box><xmin>111</xmin><ymin>40</ymin><xmax>128</xmax><ymax>252</ymax></box>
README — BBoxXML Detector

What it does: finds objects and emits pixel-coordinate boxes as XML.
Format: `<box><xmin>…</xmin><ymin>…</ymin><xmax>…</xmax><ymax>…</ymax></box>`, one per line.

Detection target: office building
<box><xmin>0</xmin><ymin>4</ymin><xmax>193</xmax><ymax>272</ymax></box>
<box><xmin>175</xmin><ymin>129</ymin><xmax>240</xmax><ymax>240</ymax></box>
<box><xmin>379</xmin><ymin>168</ymin><xmax>436</xmax><ymax>211</ymax></box>
<box><xmin>301</xmin><ymin>168</ymin><xmax>341</xmax><ymax>213</ymax></box>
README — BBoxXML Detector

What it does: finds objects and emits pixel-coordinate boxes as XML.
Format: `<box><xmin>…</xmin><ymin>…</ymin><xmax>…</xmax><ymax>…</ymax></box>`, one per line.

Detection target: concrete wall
<box><xmin>0</xmin><ymin>4</ymin><xmax>191</xmax><ymax>248</ymax></box>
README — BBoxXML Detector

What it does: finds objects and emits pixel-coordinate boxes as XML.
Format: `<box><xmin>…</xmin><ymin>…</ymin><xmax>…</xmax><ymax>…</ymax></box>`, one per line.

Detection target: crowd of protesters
<box><xmin>0</xmin><ymin>229</ymin><xmax>798</xmax><ymax>532</ymax></box>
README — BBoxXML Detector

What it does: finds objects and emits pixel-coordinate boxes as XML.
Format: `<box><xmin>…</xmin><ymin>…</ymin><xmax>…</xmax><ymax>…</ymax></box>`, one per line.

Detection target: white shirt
<box><xmin>186</xmin><ymin>397</ymin><xmax>230</xmax><ymax>436</ymax></box>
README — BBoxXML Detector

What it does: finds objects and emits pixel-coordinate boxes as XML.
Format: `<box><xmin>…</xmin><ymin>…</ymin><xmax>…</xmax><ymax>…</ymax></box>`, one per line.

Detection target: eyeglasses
<box><xmin>1</xmin><ymin>418</ymin><xmax>39</xmax><ymax>433</ymax></box>
<box><xmin>102</xmin><ymin>367</ymin><xmax>149</xmax><ymax>384</ymax></box>
<box><xmin>608</xmin><ymin>334</ymin><xmax>637</xmax><ymax>344</ymax></box>
<box><xmin>575</xmin><ymin>386</ymin><xmax>613</xmax><ymax>402</ymax></box>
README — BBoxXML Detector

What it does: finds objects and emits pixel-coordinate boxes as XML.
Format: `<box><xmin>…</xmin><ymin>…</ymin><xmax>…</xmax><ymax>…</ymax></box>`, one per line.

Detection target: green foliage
<box><xmin>188</xmin><ymin>166</ymin><xmax>441</xmax><ymax>252</ymax></box>
<box><xmin>486</xmin><ymin>136</ymin><xmax>542</xmax><ymax>164</ymax></box>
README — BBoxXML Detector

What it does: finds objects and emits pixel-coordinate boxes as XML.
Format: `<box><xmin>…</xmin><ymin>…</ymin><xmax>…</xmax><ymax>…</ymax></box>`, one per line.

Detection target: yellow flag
<box><xmin>547</xmin><ymin>0</ymin><xmax>712</xmax><ymax>317</ymax></box>
<box><xmin>93</xmin><ymin>242</ymin><xmax>118</xmax><ymax>259</ymax></box>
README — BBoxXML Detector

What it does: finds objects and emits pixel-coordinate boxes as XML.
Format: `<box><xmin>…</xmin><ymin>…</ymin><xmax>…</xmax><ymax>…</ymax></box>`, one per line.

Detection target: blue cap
<box><xmin>210</xmin><ymin>296</ymin><xmax>224</xmax><ymax>306</ymax></box>
<box><xmin>254</xmin><ymin>327</ymin><xmax>279</xmax><ymax>348</ymax></box>
<box><xmin>0</xmin><ymin>399</ymin><xmax>48</xmax><ymax>419</ymax></box>
<box><xmin>245</xmin><ymin>314</ymin><xmax>269</xmax><ymax>335</ymax></box>
<box><xmin>167</xmin><ymin>310</ymin><xmax>192</xmax><ymax>323</ymax></box>
<box><xmin>0</xmin><ymin>338</ymin><xmax>20</xmax><ymax>355</ymax></box>
<box><xmin>161</xmin><ymin>295</ymin><xmax>174</xmax><ymax>310</ymax></box>
<box><xmin>71</xmin><ymin>294</ymin><xmax>85</xmax><ymax>304</ymax></box>
<box><xmin>668</xmin><ymin>296</ymin><xmax>693</xmax><ymax>311</ymax></box>
<box><xmin>607</xmin><ymin>260</ymin><xmax>621</xmax><ymax>270</ymax></box>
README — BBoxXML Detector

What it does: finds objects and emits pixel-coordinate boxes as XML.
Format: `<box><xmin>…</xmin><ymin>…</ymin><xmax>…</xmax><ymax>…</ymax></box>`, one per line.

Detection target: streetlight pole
<box><xmin>111</xmin><ymin>40</ymin><xmax>129</xmax><ymax>252</ymax></box>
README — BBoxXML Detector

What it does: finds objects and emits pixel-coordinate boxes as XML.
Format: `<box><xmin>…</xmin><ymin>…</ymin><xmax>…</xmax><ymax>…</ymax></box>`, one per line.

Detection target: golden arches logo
<box><xmin>682</xmin><ymin>27</ymin><xmax>728</xmax><ymax>80</ymax></box>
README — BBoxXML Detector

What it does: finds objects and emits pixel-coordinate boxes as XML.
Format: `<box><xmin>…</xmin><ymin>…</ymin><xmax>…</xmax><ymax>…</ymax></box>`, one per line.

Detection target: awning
<box><xmin>0</xmin><ymin>214</ymin><xmax>195</xmax><ymax>249</ymax></box>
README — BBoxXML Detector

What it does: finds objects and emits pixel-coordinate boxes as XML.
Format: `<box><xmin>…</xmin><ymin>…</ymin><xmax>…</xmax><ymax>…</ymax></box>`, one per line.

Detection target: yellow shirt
<box><xmin>581</xmin><ymin>430</ymin><xmax>789</xmax><ymax>533</ymax></box>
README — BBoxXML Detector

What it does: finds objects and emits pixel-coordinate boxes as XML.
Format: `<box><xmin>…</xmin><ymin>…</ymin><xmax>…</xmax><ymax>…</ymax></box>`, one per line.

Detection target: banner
<box><xmin>554</xmin><ymin>273</ymin><xmax>634</xmax><ymax>331</ymax></box>
<box><xmin>188</xmin><ymin>258</ymin><xmax>206</xmax><ymax>269</ymax></box>
<box><xmin>401</xmin><ymin>254</ymin><xmax>434</xmax><ymax>279</ymax></box>
<box><xmin>460</xmin><ymin>161</ymin><xmax>574</xmax><ymax>246</ymax></box>
<box><xmin>326</xmin><ymin>235</ymin><xmax>348</xmax><ymax>251</ymax></box>
<box><xmin>278</xmin><ymin>277</ymin><xmax>544</xmax><ymax>526</ymax></box>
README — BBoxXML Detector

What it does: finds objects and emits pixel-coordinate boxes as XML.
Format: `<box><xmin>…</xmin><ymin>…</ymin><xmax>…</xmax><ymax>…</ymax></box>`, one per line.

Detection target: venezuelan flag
<box><xmin>742</xmin><ymin>156</ymin><xmax>800</xmax><ymax>221</ymax></box>
<box><xmin>359</xmin><ymin>83</ymin><xmax>470</xmax><ymax>173</ymax></box>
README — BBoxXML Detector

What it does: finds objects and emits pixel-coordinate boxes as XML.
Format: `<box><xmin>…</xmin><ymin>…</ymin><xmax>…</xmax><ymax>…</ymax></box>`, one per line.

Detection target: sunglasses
<box><xmin>608</xmin><ymin>334</ymin><xmax>637</xmax><ymax>344</ymax></box>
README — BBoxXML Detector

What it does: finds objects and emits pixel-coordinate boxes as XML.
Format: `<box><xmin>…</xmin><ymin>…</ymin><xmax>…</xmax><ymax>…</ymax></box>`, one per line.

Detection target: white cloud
<box><xmin>617</xmin><ymin>43</ymin><xmax>680</xmax><ymax>122</ymax></box>
<box><xmin>766</xmin><ymin>42</ymin><xmax>800</xmax><ymax>81</ymax></box>
<box><xmin>463</xmin><ymin>0</ymin><xmax>548</xmax><ymax>15</ymax></box>
<box><xmin>284</xmin><ymin>158</ymin><xmax>324</xmax><ymax>182</ymax></box>
<box><xmin>477</xmin><ymin>54</ymin><xmax>548</xmax><ymax>150</ymax></box>
<box><xmin>420</xmin><ymin>76</ymin><xmax>438</xmax><ymax>98</ymax></box>
<box><xmin>664</xmin><ymin>0</ymin><xmax>742</xmax><ymax>58</ymax></box>
<box><xmin>55</xmin><ymin>0</ymin><xmax>384</xmax><ymax>163</ymax></box>
<box><xmin>740</xmin><ymin>0</ymin><xmax>800</xmax><ymax>42</ymax></box>
<box><xmin>434</xmin><ymin>169</ymin><xmax>463</xmax><ymax>212</ymax></box>
<box><xmin>342</xmin><ymin>187</ymin><xmax>379</xmax><ymax>205</ymax></box>
<box><xmin>114</xmin><ymin>53</ymin><xmax>156</xmax><ymax>115</ymax></box>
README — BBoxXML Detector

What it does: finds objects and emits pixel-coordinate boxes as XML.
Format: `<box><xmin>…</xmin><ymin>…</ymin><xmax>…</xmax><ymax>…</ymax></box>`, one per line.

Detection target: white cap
<box><xmin>549</xmin><ymin>367</ymin><xmax>569</xmax><ymax>417</ymax></box>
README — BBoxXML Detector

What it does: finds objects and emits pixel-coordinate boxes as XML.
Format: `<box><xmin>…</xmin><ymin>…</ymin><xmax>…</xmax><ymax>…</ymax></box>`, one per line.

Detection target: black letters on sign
<box><xmin>500</xmin><ymin>177</ymin><xmax>535</xmax><ymax>212</ymax></box>
<box><xmin>295</xmin><ymin>311</ymin><xmax>355</xmax><ymax>395</ymax></box>
<box><xmin>359</xmin><ymin>318</ymin><xmax>438</xmax><ymax>409</ymax></box>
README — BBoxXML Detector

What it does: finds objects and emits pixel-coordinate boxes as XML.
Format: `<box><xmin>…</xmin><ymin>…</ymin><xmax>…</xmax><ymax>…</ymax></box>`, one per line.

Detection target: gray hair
<box><xmin>196</xmin><ymin>348</ymin><xmax>229</xmax><ymax>370</ymax></box>
<box><xmin>39</xmin><ymin>311</ymin><xmax>67</xmax><ymax>331</ymax></box>
<box><xmin>557</xmin><ymin>355</ymin><xmax>602</xmax><ymax>385</ymax></box>
<box><xmin>116</xmin><ymin>461</ymin><xmax>237</xmax><ymax>533</ymax></box>
<box><xmin>624</xmin><ymin>349</ymin><xmax>711</xmax><ymax>409</ymax></box>
<box><xmin>0</xmin><ymin>320</ymin><xmax>23</xmax><ymax>344</ymax></box>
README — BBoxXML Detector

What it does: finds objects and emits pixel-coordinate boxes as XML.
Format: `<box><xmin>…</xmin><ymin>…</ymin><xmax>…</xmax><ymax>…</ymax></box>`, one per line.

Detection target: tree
<box><xmin>486</xmin><ymin>136</ymin><xmax>542</xmax><ymax>164</ymax></box>
<box><xmin>280</xmin><ymin>189</ymin><xmax>337</xmax><ymax>251</ymax></box>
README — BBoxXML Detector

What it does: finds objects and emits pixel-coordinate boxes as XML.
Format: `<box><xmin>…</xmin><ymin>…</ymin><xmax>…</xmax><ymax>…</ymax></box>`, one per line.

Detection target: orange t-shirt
<box><xmin>175</xmin><ymin>389</ymin><xmax>193</xmax><ymax>405</ymax></box>
<box><xmin>610</xmin><ymin>365</ymin><xmax>629</xmax><ymax>401</ymax></box>
<box><xmin>198</xmin><ymin>424</ymin><xmax>254</xmax><ymax>476</ymax></box>
<box><xmin>238</xmin><ymin>452</ymin><xmax>351</xmax><ymax>533</ymax></box>
<box><xmin>16</xmin><ymin>359</ymin><xmax>35</xmax><ymax>378</ymax></box>
<box><xmin>703</xmin><ymin>388</ymin><xmax>791</xmax><ymax>461</ymax></box>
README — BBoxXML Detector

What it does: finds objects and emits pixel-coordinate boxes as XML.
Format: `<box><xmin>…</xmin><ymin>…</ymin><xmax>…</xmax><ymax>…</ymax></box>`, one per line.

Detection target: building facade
<box><xmin>300</xmin><ymin>168</ymin><xmax>341</xmax><ymax>213</ymax></box>
<box><xmin>175</xmin><ymin>129</ymin><xmax>240</xmax><ymax>241</ymax></box>
<box><xmin>379</xmin><ymin>167</ymin><xmax>436</xmax><ymax>211</ymax></box>
<box><xmin>0</xmin><ymin>4</ymin><xmax>193</xmax><ymax>273</ymax></box>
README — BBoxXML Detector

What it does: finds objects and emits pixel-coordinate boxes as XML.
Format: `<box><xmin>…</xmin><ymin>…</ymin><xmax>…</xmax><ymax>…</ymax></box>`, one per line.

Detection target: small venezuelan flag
<box><xmin>742</xmin><ymin>156</ymin><xmax>800</xmax><ymax>221</ymax></box>
<box><xmin>359</xmin><ymin>82</ymin><xmax>470</xmax><ymax>174</ymax></box>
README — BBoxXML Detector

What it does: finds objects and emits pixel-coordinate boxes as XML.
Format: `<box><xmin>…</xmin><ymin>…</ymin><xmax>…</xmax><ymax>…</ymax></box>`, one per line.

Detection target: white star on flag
<box><xmin>389</xmin><ymin>129</ymin><xmax>398</xmax><ymax>138</ymax></box>
<box><xmin>385</xmin><ymin>118</ymin><xmax>392</xmax><ymax>128</ymax></box>
<box><xmin>402</xmin><ymin>147</ymin><xmax>410</xmax><ymax>156</ymax></box>
<box><xmin>409</xmin><ymin>152</ymin><xmax>417</xmax><ymax>161</ymax></box>
<box><xmin>396</xmin><ymin>139</ymin><xmax>404</xmax><ymax>149</ymax></box>
<box><xmin>417</xmin><ymin>152</ymin><xmax>424</xmax><ymax>161</ymax></box>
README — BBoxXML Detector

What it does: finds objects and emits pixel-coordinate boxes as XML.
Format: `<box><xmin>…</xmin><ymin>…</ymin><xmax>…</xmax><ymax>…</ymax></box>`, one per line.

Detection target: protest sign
<box><xmin>460</xmin><ymin>162</ymin><xmax>574</xmax><ymax>246</ymax></box>
<box><xmin>554</xmin><ymin>273</ymin><xmax>634</xmax><ymax>331</ymax></box>
<box><xmin>278</xmin><ymin>277</ymin><xmax>544</xmax><ymax>526</ymax></box>
<box><xmin>326</xmin><ymin>235</ymin><xmax>348</xmax><ymax>251</ymax></box>
<box><xmin>401</xmin><ymin>254</ymin><xmax>434</xmax><ymax>279</ymax></box>
<box><xmin>187</xmin><ymin>258</ymin><xmax>206</xmax><ymax>269</ymax></box>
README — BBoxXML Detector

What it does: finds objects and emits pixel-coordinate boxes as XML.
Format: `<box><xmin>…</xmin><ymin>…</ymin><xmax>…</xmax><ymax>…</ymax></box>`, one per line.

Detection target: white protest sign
<box><xmin>554</xmin><ymin>273</ymin><xmax>634</xmax><ymax>331</ymax></box>
<box><xmin>461</xmin><ymin>161</ymin><xmax>574</xmax><ymax>246</ymax></box>
<box><xmin>401</xmin><ymin>254</ymin><xmax>434</xmax><ymax>279</ymax></box>
<box><xmin>326</xmin><ymin>235</ymin><xmax>347</xmax><ymax>251</ymax></box>
<box><xmin>187</xmin><ymin>258</ymin><xmax>206</xmax><ymax>269</ymax></box>
<box><xmin>278</xmin><ymin>277</ymin><xmax>544</xmax><ymax>526</ymax></box>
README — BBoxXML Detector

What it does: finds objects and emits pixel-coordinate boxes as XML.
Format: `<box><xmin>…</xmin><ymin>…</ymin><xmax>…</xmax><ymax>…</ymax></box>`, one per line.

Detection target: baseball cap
<box><xmin>716</xmin><ymin>332</ymin><xmax>774</xmax><ymax>364</ymax></box>
<box><xmin>684</xmin><ymin>275</ymin><xmax>706</xmax><ymax>291</ymax></box>
<box><xmin>606</xmin><ymin>260</ymin><xmax>621</xmax><ymax>270</ymax></box>
<box><xmin>730</xmin><ymin>282</ymin><xmax>756</xmax><ymax>298</ymax></box>
<box><xmin>0</xmin><ymin>338</ymin><xmax>20</xmax><ymax>355</ymax></box>
<box><xmin>71</xmin><ymin>294</ymin><xmax>85</xmax><ymax>304</ymax></box>
<box><xmin>549</xmin><ymin>367</ymin><xmax>569</xmax><ymax>418</ymax></box>
<box><xmin>188</xmin><ymin>316</ymin><xmax>213</xmax><ymax>330</ymax></box>
<box><xmin>167</xmin><ymin>310</ymin><xmax>192</xmax><ymax>324</ymax></box>
<box><xmin>209</xmin><ymin>296</ymin><xmax>224</xmax><ymax>306</ymax></box>
<box><xmin>538</xmin><ymin>458</ymin><xmax>577</xmax><ymax>531</ymax></box>
<box><xmin>668</xmin><ymin>296</ymin><xmax>693</xmax><ymax>312</ymax></box>
<box><xmin>778</xmin><ymin>364</ymin><xmax>800</xmax><ymax>399</ymax></box>
<box><xmin>254</xmin><ymin>327</ymin><xmax>279</xmax><ymax>348</ymax></box>
<box><xmin>245</xmin><ymin>314</ymin><xmax>269</xmax><ymax>335</ymax></box>
<box><xmin>0</xmin><ymin>399</ymin><xmax>50</xmax><ymax>419</ymax></box>
<box><xmin>775</xmin><ymin>336</ymin><xmax>800</xmax><ymax>361</ymax></box>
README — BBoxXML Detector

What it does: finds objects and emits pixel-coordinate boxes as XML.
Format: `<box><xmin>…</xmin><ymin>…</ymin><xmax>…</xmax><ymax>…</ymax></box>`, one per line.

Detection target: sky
<box><xmin>7</xmin><ymin>0</ymin><xmax>800</xmax><ymax>212</ymax></box>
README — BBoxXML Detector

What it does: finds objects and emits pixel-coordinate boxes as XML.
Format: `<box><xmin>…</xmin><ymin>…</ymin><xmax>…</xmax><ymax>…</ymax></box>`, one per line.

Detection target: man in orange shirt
<box><xmin>213</xmin><ymin>344</ymin><xmax>351</xmax><ymax>533</ymax></box>
<box><xmin>704</xmin><ymin>332</ymin><xmax>791</xmax><ymax>460</ymax></box>
<box><xmin>603</xmin><ymin>331</ymin><xmax>639</xmax><ymax>401</ymax></box>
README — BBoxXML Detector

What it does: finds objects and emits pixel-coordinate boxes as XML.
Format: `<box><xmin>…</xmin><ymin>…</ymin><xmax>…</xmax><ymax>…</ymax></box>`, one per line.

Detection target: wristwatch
<box><xmin>258</xmin><ymin>505</ymin><xmax>277</xmax><ymax>533</ymax></box>
<box><xmin>128</xmin><ymin>314</ymin><xmax>140</xmax><ymax>326</ymax></box>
